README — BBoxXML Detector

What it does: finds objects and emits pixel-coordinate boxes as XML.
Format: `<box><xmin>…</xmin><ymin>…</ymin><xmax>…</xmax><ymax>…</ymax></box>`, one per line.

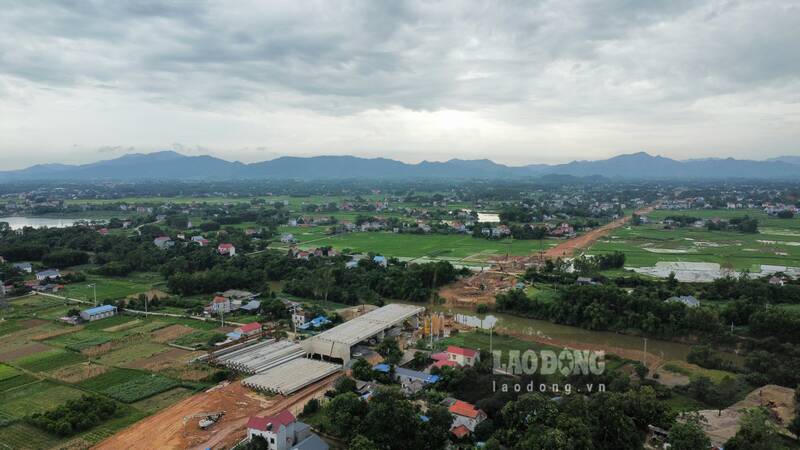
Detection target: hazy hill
<box><xmin>0</xmin><ymin>151</ymin><xmax>797</xmax><ymax>181</ymax></box>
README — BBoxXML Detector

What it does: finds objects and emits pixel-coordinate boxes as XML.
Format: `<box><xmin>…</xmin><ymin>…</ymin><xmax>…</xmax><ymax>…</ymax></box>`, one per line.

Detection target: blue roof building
<box><xmin>371</xmin><ymin>364</ymin><xmax>439</xmax><ymax>384</ymax></box>
<box><xmin>80</xmin><ymin>304</ymin><xmax>117</xmax><ymax>322</ymax></box>
<box><xmin>373</xmin><ymin>255</ymin><xmax>388</xmax><ymax>267</ymax></box>
<box><xmin>373</xmin><ymin>363</ymin><xmax>391</xmax><ymax>373</ymax></box>
<box><xmin>298</xmin><ymin>316</ymin><xmax>331</xmax><ymax>331</ymax></box>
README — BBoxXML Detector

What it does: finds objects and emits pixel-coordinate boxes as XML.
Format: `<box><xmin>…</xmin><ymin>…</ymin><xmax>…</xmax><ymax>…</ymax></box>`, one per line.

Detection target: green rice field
<box><xmin>590</xmin><ymin>209</ymin><xmax>800</xmax><ymax>271</ymax></box>
<box><xmin>276</xmin><ymin>226</ymin><xmax>557</xmax><ymax>263</ymax></box>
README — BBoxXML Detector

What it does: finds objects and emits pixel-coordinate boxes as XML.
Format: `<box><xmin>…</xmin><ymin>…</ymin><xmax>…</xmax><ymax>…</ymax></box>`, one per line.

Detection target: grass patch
<box><xmin>131</xmin><ymin>387</ymin><xmax>194</xmax><ymax>413</ymax></box>
<box><xmin>663</xmin><ymin>360</ymin><xmax>738</xmax><ymax>384</ymax></box>
<box><xmin>0</xmin><ymin>380</ymin><xmax>85</xmax><ymax>422</ymax></box>
<box><xmin>663</xmin><ymin>392</ymin><xmax>709</xmax><ymax>413</ymax></box>
<box><xmin>63</xmin><ymin>272</ymin><xmax>163</xmax><ymax>303</ymax></box>
<box><xmin>13</xmin><ymin>348</ymin><xmax>85</xmax><ymax>373</ymax></box>
<box><xmin>95</xmin><ymin>342</ymin><xmax>168</xmax><ymax>367</ymax></box>
<box><xmin>103</xmin><ymin>374</ymin><xmax>180</xmax><ymax>403</ymax></box>
<box><xmin>0</xmin><ymin>422</ymin><xmax>64</xmax><ymax>449</ymax></box>
<box><xmin>0</xmin><ymin>364</ymin><xmax>20</xmax><ymax>381</ymax></box>
<box><xmin>0</xmin><ymin>320</ymin><xmax>24</xmax><ymax>337</ymax></box>
<box><xmin>77</xmin><ymin>367</ymin><xmax>147</xmax><ymax>392</ymax></box>
<box><xmin>0</xmin><ymin>373</ymin><xmax>38</xmax><ymax>393</ymax></box>
<box><xmin>171</xmin><ymin>330</ymin><xmax>222</xmax><ymax>349</ymax></box>
<box><xmin>440</xmin><ymin>330</ymin><xmax>557</xmax><ymax>354</ymax></box>
<box><xmin>46</xmin><ymin>330</ymin><xmax>112</xmax><ymax>351</ymax></box>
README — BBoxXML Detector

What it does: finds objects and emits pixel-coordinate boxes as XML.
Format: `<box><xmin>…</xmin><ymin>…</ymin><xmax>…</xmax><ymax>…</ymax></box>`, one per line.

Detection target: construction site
<box><xmin>440</xmin><ymin>207</ymin><xmax>653</xmax><ymax>307</ymax></box>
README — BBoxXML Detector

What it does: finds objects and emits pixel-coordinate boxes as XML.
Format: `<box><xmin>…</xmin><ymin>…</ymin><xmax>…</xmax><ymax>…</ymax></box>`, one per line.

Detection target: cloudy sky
<box><xmin>1</xmin><ymin>0</ymin><xmax>798</xmax><ymax>170</ymax></box>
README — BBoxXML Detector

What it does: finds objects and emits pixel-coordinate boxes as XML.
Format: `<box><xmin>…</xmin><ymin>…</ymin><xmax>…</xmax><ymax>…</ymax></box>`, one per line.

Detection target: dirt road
<box><xmin>543</xmin><ymin>206</ymin><xmax>654</xmax><ymax>259</ymax></box>
<box><xmin>93</xmin><ymin>375</ymin><xmax>337</xmax><ymax>450</ymax></box>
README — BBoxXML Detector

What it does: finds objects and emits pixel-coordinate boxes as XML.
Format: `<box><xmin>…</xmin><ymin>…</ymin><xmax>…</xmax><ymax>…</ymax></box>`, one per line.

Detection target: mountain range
<box><xmin>0</xmin><ymin>151</ymin><xmax>798</xmax><ymax>181</ymax></box>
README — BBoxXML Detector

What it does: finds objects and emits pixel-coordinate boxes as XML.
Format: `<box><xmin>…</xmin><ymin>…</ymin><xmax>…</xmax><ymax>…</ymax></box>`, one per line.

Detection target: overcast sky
<box><xmin>1</xmin><ymin>0</ymin><xmax>798</xmax><ymax>170</ymax></box>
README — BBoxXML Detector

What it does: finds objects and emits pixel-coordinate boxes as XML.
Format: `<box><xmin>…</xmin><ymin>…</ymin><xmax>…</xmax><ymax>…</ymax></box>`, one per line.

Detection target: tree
<box><xmin>325</xmin><ymin>392</ymin><xmax>367</xmax><ymax>440</ymax></box>
<box><xmin>725</xmin><ymin>408</ymin><xmax>787</xmax><ymax>450</ymax></box>
<box><xmin>334</xmin><ymin>376</ymin><xmax>357</xmax><ymax>396</ymax></box>
<box><xmin>359</xmin><ymin>387</ymin><xmax>424</xmax><ymax>450</ymax></box>
<box><xmin>669</xmin><ymin>413</ymin><xmax>710</xmax><ymax>450</ymax></box>
<box><xmin>301</xmin><ymin>398</ymin><xmax>320</xmax><ymax>417</ymax></box>
<box><xmin>375</xmin><ymin>337</ymin><xmax>402</xmax><ymax>365</ymax></box>
<box><xmin>349</xmin><ymin>435</ymin><xmax>379</xmax><ymax>450</ymax></box>
<box><xmin>351</xmin><ymin>357</ymin><xmax>374</xmax><ymax>381</ymax></box>
<box><xmin>634</xmin><ymin>362</ymin><xmax>649</xmax><ymax>381</ymax></box>
<box><xmin>244</xmin><ymin>435</ymin><xmax>269</xmax><ymax>450</ymax></box>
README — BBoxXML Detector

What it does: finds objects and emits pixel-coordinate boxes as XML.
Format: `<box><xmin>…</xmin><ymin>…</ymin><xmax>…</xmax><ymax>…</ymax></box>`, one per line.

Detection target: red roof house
<box><xmin>217</xmin><ymin>243</ymin><xmax>236</xmax><ymax>256</ymax></box>
<box><xmin>446</xmin><ymin>345</ymin><xmax>479</xmax><ymax>367</ymax></box>
<box><xmin>451</xmin><ymin>424</ymin><xmax>470</xmax><ymax>439</ymax></box>
<box><xmin>434</xmin><ymin>360</ymin><xmax>458</xmax><ymax>369</ymax></box>
<box><xmin>236</xmin><ymin>322</ymin><xmax>263</xmax><ymax>336</ymax></box>
<box><xmin>246</xmin><ymin>410</ymin><xmax>296</xmax><ymax>431</ymax></box>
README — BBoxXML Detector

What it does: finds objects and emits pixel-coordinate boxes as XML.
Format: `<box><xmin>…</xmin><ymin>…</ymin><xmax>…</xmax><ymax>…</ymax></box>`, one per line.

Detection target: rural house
<box><xmin>35</xmin><ymin>269</ymin><xmax>61</xmax><ymax>281</ymax></box>
<box><xmin>153</xmin><ymin>236</ymin><xmax>175</xmax><ymax>249</ymax></box>
<box><xmin>13</xmin><ymin>262</ymin><xmax>32</xmax><ymax>273</ymax></box>
<box><xmin>235</xmin><ymin>322</ymin><xmax>263</xmax><ymax>337</ymax></box>
<box><xmin>445</xmin><ymin>345</ymin><xmax>479</xmax><ymax>367</ymax></box>
<box><xmin>666</xmin><ymin>295</ymin><xmax>700</xmax><ymax>308</ymax></box>
<box><xmin>246</xmin><ymin>410</ymin><xmax>328</xmax><ymax>450</ymax></box>
<box><xmin>446</xmin><ymin>399</ymin><xmax>487</xmax><ymax>435</ymax></box>
<box><xmin>207</xmin><ymin>295</ymin><xmax>231</xmax><ymax>314</ymax></box>
<box><xmin>218</xmin><ymin>243</ymin><xmax>236</xmax><ymax>256</ymax></box>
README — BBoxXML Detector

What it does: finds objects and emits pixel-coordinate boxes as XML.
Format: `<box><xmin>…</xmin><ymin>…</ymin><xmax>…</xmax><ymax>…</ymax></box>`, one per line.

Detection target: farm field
<box><xmin>276</xmin><ymin>226</ymin><xmax>557</xmax><ymax>263</ymax></box>
<box><xmin>589</xmin><ymin>209</ymin><xmax>800</xmax><ymax>272</ymax></box>
<box><xmin>63</xmin><ymin>272</ymin><xmax>165</xmax><ymax>303</ymax></box>
<box><xmin>0</xmin><ymin>295</ymin><xmax>227</xmax><ymax>449</ymax></box>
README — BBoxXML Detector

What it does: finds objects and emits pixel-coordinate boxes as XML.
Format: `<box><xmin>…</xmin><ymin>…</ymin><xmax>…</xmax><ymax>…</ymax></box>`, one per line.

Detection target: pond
<box><xmin>0</xmin><ymin>217</ymin><xmax>87</xmax><ymax>229</ymax></box>
<box><xmin>477</xmin><ymin>212</ymin><xmax>500</xmax><ymax>223</ymax></box>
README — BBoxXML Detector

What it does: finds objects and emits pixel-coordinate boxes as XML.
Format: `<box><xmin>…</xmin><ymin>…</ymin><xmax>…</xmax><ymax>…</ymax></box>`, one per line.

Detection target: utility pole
<box><xmin>489</xmin><ymin>324</ymin><xmax>493</xmax><ymax>357</ymax></box>
<box><xmin>643</xmin><ymin>338</ymin><xmax>648</xmax><ymax>369</ymax></box>
<box><xmin>87</xmin><ymin>284</ymin><xmax>97</xmax><ymax>306</ymax></box>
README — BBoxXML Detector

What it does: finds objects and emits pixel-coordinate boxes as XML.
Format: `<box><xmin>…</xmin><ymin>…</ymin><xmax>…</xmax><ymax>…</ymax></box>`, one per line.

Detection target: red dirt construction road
<box><xmin>93</xmin><ymin>376</ymin><xmax>336</xmax><ymax>450</ymax></box>
<box><xmin>543</xmin><ymin>206</ymin><xmax>654</xmax><ymax>259</ymax></box>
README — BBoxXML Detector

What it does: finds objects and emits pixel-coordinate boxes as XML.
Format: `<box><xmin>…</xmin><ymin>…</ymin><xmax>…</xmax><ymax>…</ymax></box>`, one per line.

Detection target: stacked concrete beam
<box><xmin>216</xmin><ymin>340</ymin><xmax>305</xmax><ymax>374</ymax></box>
<box><xmin>242</xmin><ymin>358</ymin><xmax>341</xmax><ymax>395</ymax></box>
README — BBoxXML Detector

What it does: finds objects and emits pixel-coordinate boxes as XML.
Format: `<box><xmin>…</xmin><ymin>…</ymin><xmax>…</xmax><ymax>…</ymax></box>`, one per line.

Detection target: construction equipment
<box><xmin>183</xmin><ymin>411</ymin><xmax>225</xmax><ymax>431</ymax></box>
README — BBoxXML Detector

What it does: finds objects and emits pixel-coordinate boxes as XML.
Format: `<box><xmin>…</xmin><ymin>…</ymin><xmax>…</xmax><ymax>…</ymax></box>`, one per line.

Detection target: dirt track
<box><xmin>93</xmin><ymin>375</ymin><xmax>338</xmax><ymax>450</ymax></box>
<box><xmin>543</xmin><ymin>206</ymin><xmax>653</xmax><ymax>259</ymax></box>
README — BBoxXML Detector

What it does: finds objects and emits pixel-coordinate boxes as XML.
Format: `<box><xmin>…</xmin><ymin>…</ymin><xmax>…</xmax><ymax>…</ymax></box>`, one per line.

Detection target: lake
<box><xmin>0</xmin><ymin>217</ymin><xmax>85</xmax><ymax>229</ymax></box>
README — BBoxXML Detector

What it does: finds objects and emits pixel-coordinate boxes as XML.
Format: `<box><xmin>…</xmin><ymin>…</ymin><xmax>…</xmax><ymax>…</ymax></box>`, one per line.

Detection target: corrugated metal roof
<box><xmin>82</xmin><ymin>304</ymin><xmax>116</xmax><ymax>315</ymax></box>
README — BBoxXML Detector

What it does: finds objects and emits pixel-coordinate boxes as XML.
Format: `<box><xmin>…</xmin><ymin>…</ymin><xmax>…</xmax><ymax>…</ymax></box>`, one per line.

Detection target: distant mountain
<box><xmin>0</xmin><ymin>150</ymin><xmax>797</xmax><ymax>181</ymax></box>
<box><xmin>0</xmin><ymin>151</ymin><xmax>244</xmax><ymax>181</ymax></box>
<box><xmin>542</xmin><ymin>152</ymin><xmax>799</xmax><ymax>179</ymax></box>
<box><xmin>767</xmin><ymin>155</ymin><xmax>800</xmax><ymax>165</ymax></box>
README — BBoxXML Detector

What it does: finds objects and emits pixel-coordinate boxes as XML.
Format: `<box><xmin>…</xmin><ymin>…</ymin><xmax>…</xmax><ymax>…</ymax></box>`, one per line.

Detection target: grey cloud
<box><xmin>3</xmin><ymin>0</ymin><xmax>796</xmax><ymax>116</ymax></box>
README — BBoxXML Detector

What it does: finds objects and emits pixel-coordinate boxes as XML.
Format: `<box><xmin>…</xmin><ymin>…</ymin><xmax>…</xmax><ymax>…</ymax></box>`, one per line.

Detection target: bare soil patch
<box><xmin>151</xmin><ymin>324</ymin><xmax>195</xmax><ymax>343</ymax></box>
<box><xmin>20</xmin><ymin>319</ymin><xmax>48</xmax><ymax>328</ymax></box>
<box><xmin>124</xmin><ymin>347</ymin><xmax>193</xmax><ymax>371</ymax></box>
<box><xmin>50</xmin><ymin>362</ymin><xmax>108</xmax><ymax>383</ymax></box>
<box><xmin>439</xmin><ymin>271</ymin><xmax>515</xmax><ymax>306</ymax></box>
<box><xmin>0</xmin><ymin>342</ymin><xmax>51</xmax><ymax>361</ymax></box>
<box><xmin>698</xmin><ymin>384</ymin><xmax>796</xmax><ymax>445</ymax></box>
